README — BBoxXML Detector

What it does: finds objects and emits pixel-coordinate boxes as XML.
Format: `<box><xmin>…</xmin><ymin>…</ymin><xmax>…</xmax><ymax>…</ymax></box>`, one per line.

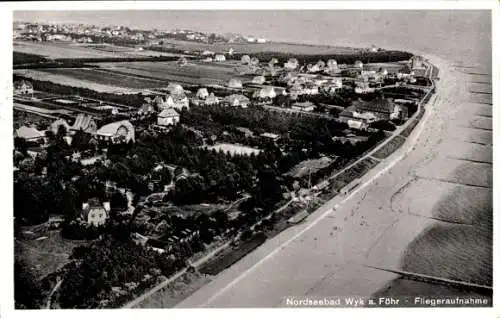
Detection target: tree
<box><xmin>14</xmin><ymin>259</ymin><xmax>43</xmax><ymax>309</ymax></box>
<box><xmin>110</xmin><ymin>191</ymin><xmax>128</xmax><ymax>212</ymax></box>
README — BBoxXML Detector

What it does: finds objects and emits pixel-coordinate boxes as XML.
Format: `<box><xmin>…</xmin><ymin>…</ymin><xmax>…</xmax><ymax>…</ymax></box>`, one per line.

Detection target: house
<box><xmin>292</xmin><ymin>101</ymin><xmax>315</xmax><ymax>112</ymax></box>
<box><xmin>353</xmin><ymin>98</ymin><xmax>396</xmax><ymax>120</ymax></box>
<box><xmin>204</xmin><ymin>93</ymin><xmax>220</xmax><ymax>106</ymax></box>
<box><xmin>71</xmin><ymin>114</ymin><xmax>98</xmax><ymax>134</ymax></box>
<box><xmin>354</xmin><ymin>60</ymin><xmax>364</xmax><ymax>69</ymax></box>
<box><xmin>252</xmin><ymin>86</ymin><xmax>276</xmax><ymax>100</ymax></box>
<box><xmin>236</xmin><ymin>127</ymin><xmax>253</xmax><ymax>137</ymax></box>
<box><xmin>14</xmin><ymin>80</ymin><xmax>34</xmax><ymax>96</ymax></box>
<box><xmin>307</xmin><ymin>64</ymin><xmax>321</xmax><ymax>73</ymax></box>
<box><xmin>241</xmin><ymin>55</ymin><xmax>251</xmax><ymax>65</ymax></box>
<box><xmin>323</xmin><ymin>78</ymin><xmax>343</xmax><ymax>92</ymax></box>
<box><xmin>257</xmin><ymin>38</ymin><xmax>267</xmax><ymax>43</ymax></box>
<box><xmin>252</xmin><ymin>75</ymin><xmax>266</xmax><ymax>85</ymax></box>
<box><xmin>284</xmin><ymin>58</ymin><xmax>299</xmax><ymax>70</ymax></box>
<box><xmin>15</xmin><ymin>126</ymin><xmax>45</xmax><ymax>141</ymax></box>
<box><xmin>158</xmin><ymin>108</ymin><xmax>180</xmax><ymax>126</ymax></box>
<box><xmin>228</xmin><ymin>78</ymin><xmax>243</xmax><ymax>89</ymax></box>
<box><xmin>225</xmin><ymin>94</ymin><xmax>250</xmax><ymax>108</ymax></box>
<box><xmin>166</xmin><ymin>83</ymin><xmax>184</xmax><ymax>95</ymax></box>
<box><xmin>81</xmin><ymin>199</ymin><xmax>110</xmax><ymax>227</ymax></box>
<box><xmin>201</xmin><ymin>50</ymin><xmax>215</xmax><ymax>56</ymax></box>
<box><xmin>177</xmin><ymin>56</ymin><xmax>188</xmax><ymax>66</ymax></box>
<box><xmin>196</xmin><ymin>88</ymin><xmax>209</xmax><ymax>100</ymax></box>
<box><xmin>95</xmin><ymin>120</ymin><xmax>135</xmax><ymax>143</ymax></box>
<box><xmin>50</xmin><ymin>119</ymin><xmax>71</xmax><ymax>135</ymax></box>
<box><xmin>327</xmin><ymin>59</ymin><xmax>338</xmax><ymax>71</ymax></box>
<box><xmin>214</xmin><ymin>54</ymin><xmax>226</xmax><ymax>62</ymax></box>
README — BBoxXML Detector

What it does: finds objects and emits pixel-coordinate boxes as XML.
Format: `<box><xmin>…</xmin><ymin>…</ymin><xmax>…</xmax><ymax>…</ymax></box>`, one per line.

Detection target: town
<box><xmin>13</xmin><ymin>20</ymin><xmax>437</xmax><ymax>309</ymax></box>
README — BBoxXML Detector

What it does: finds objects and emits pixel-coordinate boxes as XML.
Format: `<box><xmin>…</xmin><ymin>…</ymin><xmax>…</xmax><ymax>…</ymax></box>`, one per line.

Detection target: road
<box><xmin>176</xmin><ymin>55</ymin><xmax>492</xmax><ymax>307</ymax></box>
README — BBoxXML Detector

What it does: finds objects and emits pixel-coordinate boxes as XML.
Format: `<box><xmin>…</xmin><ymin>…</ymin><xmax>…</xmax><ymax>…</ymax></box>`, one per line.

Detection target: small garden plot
<box><xmin>372</xmin><ymin>135</ymin><xmax>406</xmax><ymax>159</ymax></box>
<box><xmin>206</xmin><ymin>143</ymin><xmax>261</xmax><ymax>156</ymax></box>
<box><xmin>285</xmin><ymin>157</ymin><xmax>334</xmax><ymax>179</ymax></box>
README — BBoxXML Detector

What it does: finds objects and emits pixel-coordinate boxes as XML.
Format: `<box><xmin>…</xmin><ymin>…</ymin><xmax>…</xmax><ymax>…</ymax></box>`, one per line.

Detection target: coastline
<box><xmin>129</xmin><ymin>57</ymin><xmax>436</xmax><ymax>308</ymax></box>
<box><xmin>168</xmin><ymin>53</ymin><xmax>492</xmax><ymax>307</ymax></box>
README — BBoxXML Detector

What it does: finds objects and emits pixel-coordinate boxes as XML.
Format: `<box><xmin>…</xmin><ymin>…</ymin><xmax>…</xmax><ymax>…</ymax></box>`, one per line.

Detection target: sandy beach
<box><xmin>173</xmin><ymin>54</ymin><xmax>492</xmax><ymax>307</ymax></box>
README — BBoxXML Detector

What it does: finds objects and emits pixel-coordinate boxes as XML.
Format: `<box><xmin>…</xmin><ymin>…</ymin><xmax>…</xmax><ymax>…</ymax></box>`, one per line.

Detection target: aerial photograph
<box><xmin>10</xmin><ymin>7</ymin><xmax>493</xmax><ymax>310</ymax></box>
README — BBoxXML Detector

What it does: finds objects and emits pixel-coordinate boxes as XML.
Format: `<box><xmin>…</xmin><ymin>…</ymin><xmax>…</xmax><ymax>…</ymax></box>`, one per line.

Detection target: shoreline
<box><xmin>129</xmin><ymin>54</ymin><xmax>445</xmax><ymax>308</ymax></box>
<box><xmin>170</xmin><ymin>54</ymin><xmax>491</xmax><ymax>307</ymax></box>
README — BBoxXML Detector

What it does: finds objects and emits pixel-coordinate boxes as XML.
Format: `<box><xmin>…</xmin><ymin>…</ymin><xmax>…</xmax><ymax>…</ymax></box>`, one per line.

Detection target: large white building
<box><xmin>95</xmin><ymin>120</ymin><xmax>135</xmax><ymax>144</ymax></box>
<box><xmin>158</xmin><ymin>108</ymin><xmax>180</xmax><ymax>126</ymax></box>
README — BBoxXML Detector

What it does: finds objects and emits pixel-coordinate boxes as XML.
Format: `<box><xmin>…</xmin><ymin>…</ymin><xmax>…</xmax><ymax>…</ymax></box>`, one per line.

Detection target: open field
<box><xmin>14</xmin><ymin>40</ymin><xmax>184</xmax><ymax>59</ymax></box>
<box><xmin>36</xmin><ymin>68</ymin><xmax>167</xmax><ymax>89</ymax></box>
<box><xmin>152</xmin><ymin>39</ymin><xmax>360</xmax><ymax>55</ymax></box>
<box><xmin>81</xmin><ymin>44</ymin><xmax>184</xmax><ymax>57</ymax></box>
<box><xmin>136</xmin><ymin>272</ymin><xmax>212</xmax><ymax>308</ymax></box>
<box><xmin>15</xmin><ymin>69</ymin><xmax>151</xmax><ymax>94</ymax></box>
<box><xmin>285</xmin><ymin>157</ymin><xmax>334</xmax><ymax>178</ymax></box>
<box><xmin>96</xmin><ymin>61</ymin><xmax>252</xmax><ymax>86</ymax></box>
<box><xmin>205</xmin><ymin>143</ymin><xmax>261</xmax><ymax>156</ymax></box>
<box><xmin>372</xmin><ymin>135</ymin><xmax>406</xmax><ymax>159</ymax></box>
<box><xmin>15</xmin><ymin>230</ymin><xmax>85</xmax><ymax>280</ymax></box>
<box><xmin>13</xmin><ymin>51</ymin><xmax>48</xmax><ymax>65</ymax></box>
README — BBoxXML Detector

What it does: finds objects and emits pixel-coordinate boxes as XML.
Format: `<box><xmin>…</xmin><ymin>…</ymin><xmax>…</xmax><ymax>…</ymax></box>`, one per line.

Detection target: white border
<box><xmin>1</xmin><ymin>2</ymin><xmax>498</xmax><ymax>318</ymax></box>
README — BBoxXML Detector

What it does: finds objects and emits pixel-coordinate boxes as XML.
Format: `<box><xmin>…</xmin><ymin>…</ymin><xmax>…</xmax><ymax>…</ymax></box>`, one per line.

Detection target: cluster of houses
<box><xmin>14</xmin><ymin>80</ymin><xmax>34</xmax><ymax>96</ymax></box>
<box><xmin>15</xmin><ymin>112</ymin><xmax>136</xmax><ymax>147</ymax></box>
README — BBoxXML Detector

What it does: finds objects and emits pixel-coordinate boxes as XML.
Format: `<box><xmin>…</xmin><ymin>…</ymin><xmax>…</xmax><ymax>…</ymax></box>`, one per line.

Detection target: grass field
<box><xmin>13</xmin><ymin>51</ymin><xmax>48</xmax><ymax>65</ymax></box>
<box><xmin>41</xmin><ymin>68</ymin><xmax>167</xmax><ymax>89</ymax></box>
<box><xmin>329</xmin><ymin>157</ymin><xmax>379</xmax><ymax>192</ymax></box>
<box><xmin>285</xmin><ymin>157</ymin><xmax>334</xmax><ymax>178</ymax></box>
<box><xmin>151</xmin><ymin>39</ymin><xmax>360</xmax><ymax>55</ymax></box>
<box><xmin>15</xmin><ymin>69</ymin><xmax>160</xmax><ymax>94</ymax></box>
<box><xmin>96</xmin><ymin>61</ymin><xmax>252</xmax><ymax>86</ymax></box>
<box><xmin>372</xmin><ymin>135</ymin><xmax>406</xmax><ymax>159</ymax></box>
<box><xmin>14</xmin><ymin>41</ymin><xmax>183</xmax><ymax>59</ymax></box>
<box><xmin>206</xmin><ymin>143</ymin><xmax>261</xmax><ymax>156</ymax></box>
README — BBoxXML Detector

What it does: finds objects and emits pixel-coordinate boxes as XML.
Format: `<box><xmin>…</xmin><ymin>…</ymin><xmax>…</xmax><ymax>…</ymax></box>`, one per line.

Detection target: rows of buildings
<box><xmin>13</xmin><ymin>21</ymin><xmax>267</xmax><ymax>46</ymax></box>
